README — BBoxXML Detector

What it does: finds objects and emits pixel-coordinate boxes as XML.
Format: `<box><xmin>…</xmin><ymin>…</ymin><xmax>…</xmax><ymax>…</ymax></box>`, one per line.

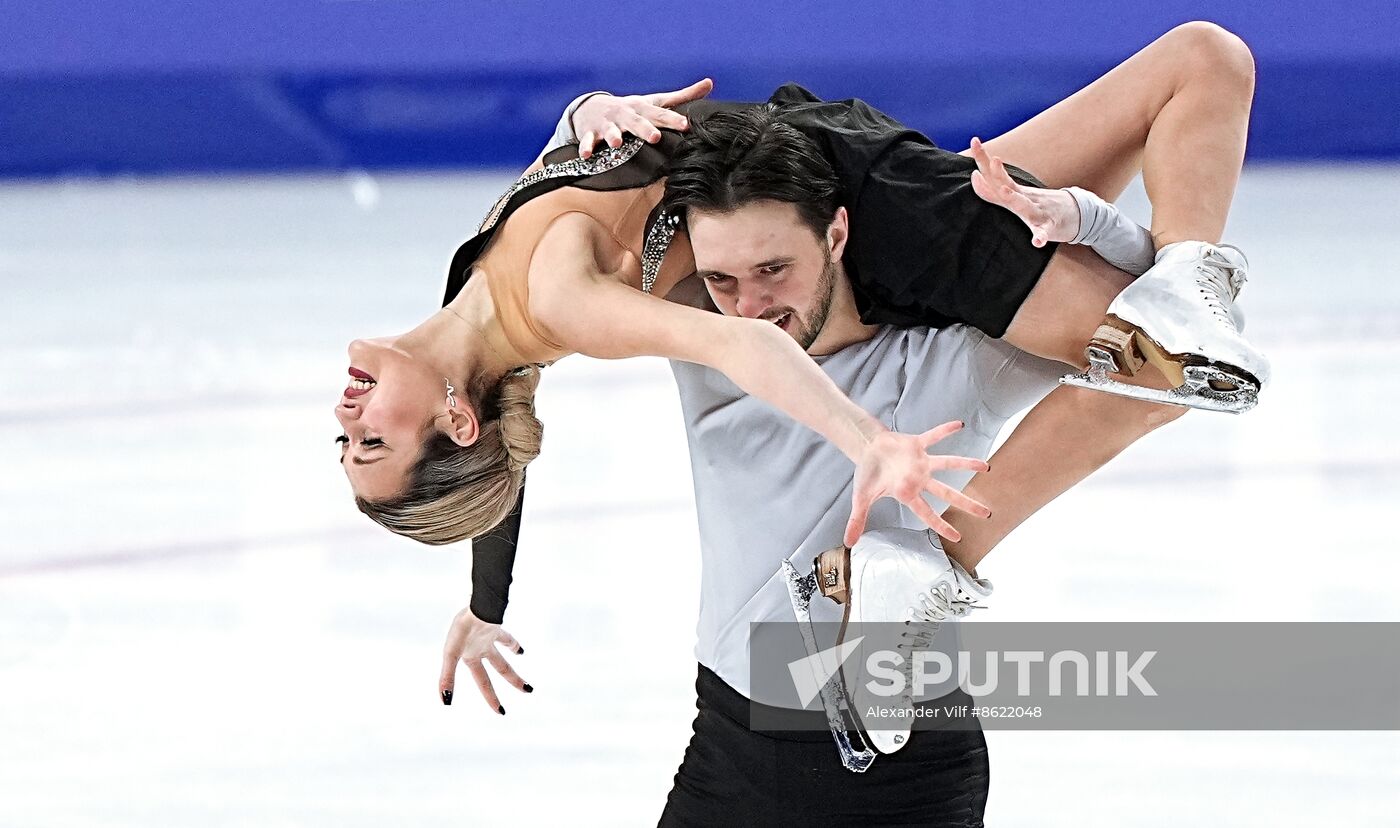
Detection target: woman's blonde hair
<box><xmin>355</xmin><ymin>366</ymin><xmax>542</xmax><ymax>544</ymax></box>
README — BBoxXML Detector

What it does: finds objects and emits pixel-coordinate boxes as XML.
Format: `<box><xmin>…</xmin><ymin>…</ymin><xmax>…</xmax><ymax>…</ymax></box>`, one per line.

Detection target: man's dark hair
<box><xmin>663</xmin><ymin>105</ymin><xmax>841</xmax><ymax>239</ymax></box>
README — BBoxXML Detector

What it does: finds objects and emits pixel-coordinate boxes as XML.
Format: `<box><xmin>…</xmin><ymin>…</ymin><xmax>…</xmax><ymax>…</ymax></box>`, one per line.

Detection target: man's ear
<box><xmin>827</xmin><ymin>206</ymin><xmax>850</xmax><ymax>262</ymax></box>
<box><xmin>439</xmin><ymin>405</ymin><xmax>481</xmax><ymax>448</ymax></box>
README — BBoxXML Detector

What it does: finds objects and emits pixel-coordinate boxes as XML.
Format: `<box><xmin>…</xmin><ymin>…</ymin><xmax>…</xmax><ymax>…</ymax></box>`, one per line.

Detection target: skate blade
<box><xmin>1079</xmin><ymin>316</ymin><xmax>1261</xmax><ymax>413</ymax></box>
<box><xmin>804</xmin><ymin>549</ymin><xmax>913</xmax><ymax>757</ymax></box>
<box><xmin>1060</xmin><ymin>363</ymin><xmax>1259</xmax><ymax>413</ymax></box>
<box><xmin>780</xmin><ymin>560</ymin><xmax>878</xmax><ymax>773</ymax></box>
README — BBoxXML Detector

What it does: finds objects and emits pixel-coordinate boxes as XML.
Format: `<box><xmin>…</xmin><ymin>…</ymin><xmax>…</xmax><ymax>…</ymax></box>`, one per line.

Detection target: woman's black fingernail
<box><xmin>497</xmin><ymin>705</ymin><xmax>506</xmax><ymax>715</ymax></box>
<box><xmin>441</xmin><ymin>689</ymin><xmax>453</xmax><ymax>706</ymax></box>
<box><xmin>523</xmin><ymin>684</ymin><xmax>534</xmax><ymax>693</ymax></box>
<box><xmin>516</xmin><ymin>646</ymin><xmax>525</xmax><ymax>655</ymax></box>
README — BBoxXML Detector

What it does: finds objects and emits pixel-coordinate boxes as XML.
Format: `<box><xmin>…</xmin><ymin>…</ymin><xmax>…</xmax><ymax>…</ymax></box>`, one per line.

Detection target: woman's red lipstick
<box><xmin>345</xmin><ymin>367</ymin><xmax>376</xmax><ymax>399</ymax></box>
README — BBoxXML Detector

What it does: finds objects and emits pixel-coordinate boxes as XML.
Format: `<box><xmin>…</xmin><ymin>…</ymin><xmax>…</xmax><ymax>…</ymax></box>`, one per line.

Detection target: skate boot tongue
<box><xmin>950</xmin><ymin>559</ymin><xmax>993</xmax><ymax>604</ymax></box>
<box><xmin>1192</xmin><ymin>249</ymin><xmax>1250</xmax><ymax>334</ymax></box>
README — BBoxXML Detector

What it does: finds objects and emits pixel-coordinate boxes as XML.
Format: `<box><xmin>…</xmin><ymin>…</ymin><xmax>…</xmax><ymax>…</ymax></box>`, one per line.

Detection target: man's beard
<box><xmin>792</xmin><ymin>248</ymin><xmax>838</xmax><ymax>351</ymax></box>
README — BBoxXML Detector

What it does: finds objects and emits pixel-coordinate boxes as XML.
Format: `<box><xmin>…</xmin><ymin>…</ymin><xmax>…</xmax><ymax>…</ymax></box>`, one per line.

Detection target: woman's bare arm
<box><xmin>942</xmin><ymin>385</ymin><xmax>1183</xmax><ymax>573</ymax></box>
<box><xmin>530</xmin><ymin>213</ymin><xmax>991</xmax><ymax>545</ymax></box>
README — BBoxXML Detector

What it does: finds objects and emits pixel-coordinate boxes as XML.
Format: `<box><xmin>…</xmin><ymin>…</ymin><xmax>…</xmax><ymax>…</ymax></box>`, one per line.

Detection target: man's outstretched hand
<box><xmin>968</xmin><ymin>136</ymin><xmax>1082</xmax><ymax>248</ymax></box>
<box><xmin>572</xmin><ymin>78</ymin><xmax>715</xmax><ymax>159</ymax></box>
<box><xmin>439</xmin><ymin>606</ymin><xmax>531</xmax><ymax>714</ymax></box>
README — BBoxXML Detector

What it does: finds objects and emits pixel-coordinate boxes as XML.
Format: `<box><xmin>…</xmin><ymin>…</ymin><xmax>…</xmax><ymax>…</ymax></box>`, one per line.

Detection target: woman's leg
<box><xmin>937</xmin><ymin>23</ymin><xmax>1260</xmax><ymax>567</ymax></box>
<box><xmin>972</xmin><ymin>21</ymin><xmax>1256</xmax><ymax>363</ymax></box>
<box><xmin>939</xmin><ymin>247</ymin><xmax>1187</xmax><ymax>572</ymax></box>
<box><xmin>973</xmin><ymin>20</ymin><xmax>1253</xmax><ymax>244</ymax></box>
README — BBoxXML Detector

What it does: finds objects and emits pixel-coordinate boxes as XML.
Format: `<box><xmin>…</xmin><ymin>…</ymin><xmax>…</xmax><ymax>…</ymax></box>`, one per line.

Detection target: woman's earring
<box><xmin>444</xmin><ymin>378</ymin><xmax>457</xmax><ymax>409</ymax></box>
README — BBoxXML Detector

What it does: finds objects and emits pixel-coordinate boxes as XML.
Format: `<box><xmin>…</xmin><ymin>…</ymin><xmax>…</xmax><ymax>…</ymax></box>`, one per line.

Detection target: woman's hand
<box><xmin>844</xmin><ymin>420</ymin><xmax>993</xmax><ymax>548</ymax></box>
<box><xmin>439</xmin><ymin>606</ymin><xmax>531</xmax><ymax>714</ymax></box>
<box><xmin>968</xmin><ymin>136</ymin><xmax>1081</xmax><ymax>248</ymax></box>
<box><xmin>572</xmin><ymin>78</ymin><xmax>715</xmax><ymax>159</ymax></box>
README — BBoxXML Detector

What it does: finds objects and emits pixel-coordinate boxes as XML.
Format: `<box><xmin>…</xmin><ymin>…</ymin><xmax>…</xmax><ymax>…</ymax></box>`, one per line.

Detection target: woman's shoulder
<box><xmin>531</xmin><ymin>210</ymin><xmax>628</xmax><ymax>277</ymax></box>
<box><xmin>525</xmin><ymin>211</ymin><xmax>637</xmax><ymax>330</ymax></box>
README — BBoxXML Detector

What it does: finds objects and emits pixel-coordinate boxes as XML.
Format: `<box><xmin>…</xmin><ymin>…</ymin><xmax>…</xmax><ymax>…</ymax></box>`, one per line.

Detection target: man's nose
<box><xmin>735</xmin><ymin>284</ymin><xmax>772</xmax><ymax>319</ymax></box>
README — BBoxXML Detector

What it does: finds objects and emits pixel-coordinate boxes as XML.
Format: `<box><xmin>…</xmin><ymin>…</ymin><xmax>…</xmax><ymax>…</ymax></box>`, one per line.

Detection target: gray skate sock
<box><xmin>1066</xmin><ymin>186</ymin><xmax>1157</xmax><ymax>276</ymax></box>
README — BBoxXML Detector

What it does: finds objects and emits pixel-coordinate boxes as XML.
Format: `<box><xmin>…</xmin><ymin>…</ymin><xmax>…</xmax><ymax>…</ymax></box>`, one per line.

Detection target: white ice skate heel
<box><xmin>1061</xmin><ymin>241</ymin><xmax>1271</xmax><ymax>414</ymax></box>
<box><xmin>797</xmin><ymin>528</ymin><xmax>991</xmax><ymax>756</ymax></box>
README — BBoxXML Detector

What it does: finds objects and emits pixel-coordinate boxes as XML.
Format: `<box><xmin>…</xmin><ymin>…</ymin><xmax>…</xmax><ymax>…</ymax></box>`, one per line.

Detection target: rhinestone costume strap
<box><xmin>640</xmin><ymin>209</ymin><xmax>680</xmax><ymax>295</ymax></box>
<box><xmin>477</xmin><ymin>139</ymin><xmax>648</xmax><ymax>235</ymax></box>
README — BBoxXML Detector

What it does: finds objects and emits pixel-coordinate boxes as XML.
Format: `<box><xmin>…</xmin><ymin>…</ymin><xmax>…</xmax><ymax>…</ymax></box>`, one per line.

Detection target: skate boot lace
<box><xmin>892</xmin><ymin>582</ymin><xmax>975</xmax><ymax>712</ymax></box>
<box><xmin>1194</xmin><ymin>248</ymin><xmax>1248</xmax><ymax>328</ymax></box>
<box><xmin>896</xmin><ymin>584</ymin><xmax>966</xmax><ymax>659</ymax></box>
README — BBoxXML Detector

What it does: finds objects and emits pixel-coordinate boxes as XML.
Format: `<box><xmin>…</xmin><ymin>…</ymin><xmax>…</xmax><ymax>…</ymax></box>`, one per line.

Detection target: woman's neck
<box><xmin>401</xmin><ymin>276</ymin><xmax>530</xmax><ymax>396</ymax></box>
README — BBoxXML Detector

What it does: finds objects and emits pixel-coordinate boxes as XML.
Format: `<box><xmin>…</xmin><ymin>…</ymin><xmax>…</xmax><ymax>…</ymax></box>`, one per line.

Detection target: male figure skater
<box><xmin>440</xmin><ymin>22</ymin><xmax>1267</xmax><ymax>821</ymax></box>
<box><xmin>435</xmin><ymin>90</ymin><xmax>1225</xmax><ymax>828</ymax></box>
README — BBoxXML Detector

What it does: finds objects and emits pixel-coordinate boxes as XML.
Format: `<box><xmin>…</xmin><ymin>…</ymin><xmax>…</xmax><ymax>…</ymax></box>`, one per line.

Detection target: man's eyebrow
<box><xmin>695</xmin><ymin>257</ymin><xmax>796</xmax><ymax>280</ymax></box>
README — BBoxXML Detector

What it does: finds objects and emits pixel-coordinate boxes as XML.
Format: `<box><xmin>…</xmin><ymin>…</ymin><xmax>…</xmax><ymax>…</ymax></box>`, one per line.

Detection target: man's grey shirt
<box><xmin>670</xmin><ymin>324</ymin><xmax>1065</xmax><ymax>705</ymax></box>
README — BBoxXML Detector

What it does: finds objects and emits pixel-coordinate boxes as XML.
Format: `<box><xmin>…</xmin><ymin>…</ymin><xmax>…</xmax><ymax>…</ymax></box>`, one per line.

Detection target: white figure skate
<box><xmin>782</xmin><ymin>528</ymin><xmax>991</xmax><ymax>765</ymax></box>
<box><xmin>1061</xmin><ymin>241</ymin><xmax>1270</xmax><ymax>414</ymax></box>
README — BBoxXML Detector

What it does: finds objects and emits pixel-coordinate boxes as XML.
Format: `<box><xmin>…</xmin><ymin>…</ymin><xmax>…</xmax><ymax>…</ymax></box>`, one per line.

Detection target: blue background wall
<box><xmin>2</xmin><ymin>0</ymin><xmax>1397</xmax><ymax>177</ymax></box>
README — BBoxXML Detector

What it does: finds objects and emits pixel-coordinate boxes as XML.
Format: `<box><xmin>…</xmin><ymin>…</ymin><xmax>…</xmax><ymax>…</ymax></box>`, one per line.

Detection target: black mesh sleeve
<box><xmin>468</xmin><ymin>478</ymin><xmax>525</xmax><ymax>625</ymax></box>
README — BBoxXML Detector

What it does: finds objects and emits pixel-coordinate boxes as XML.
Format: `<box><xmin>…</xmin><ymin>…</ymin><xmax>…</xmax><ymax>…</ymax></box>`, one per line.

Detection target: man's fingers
<box><xmin>971</xmin><ymin>170</ymin><xmax>998</xmax><ymax>204</ymax></box>
<box><xmin>603</xmin><ymin>123</ymin><xmax>624</xmax><ymax>148</ymax></box>
<box><xmin>466</xmin><ymin>660</ymin><xmax>504</xmax><ymax>714</ymax></box>
<box><xmin>638</xmin><ymin>101</ymin><xmax>690</xmax><ymax>131</ymax></box>
<box><xmin>843</xmin><ymin>514</ymin><xmax>864</xmax><ymax>549</ymax></box>
<box><xmin>1003</xmin><ymin>187</ymin><xmax>1040</xmax><ymax>217</ymax></box>
<box><xmin>844</xmin><ymin>492</ymin><xmax>874</xmax><ymax>548</ymax></box>
<box><xmin>623</xmin><ymin>111</ymin><xmax>663</xmax><ymax>143</ymax></box>
<box><xmin>990</xmin><ymin>153</ymin><xmax>1018</xmax><ymax>188</ymax></box>
<box><xmin>651</xmin><ymin>78</ymin><xmax>714</xmax><ymax>108</ymax></box>
<box><xmin>968</xmin><ymin>136</ymin><xmax>987</xmax><ymax>168</ymax></box>
<box><xmin>972</xmin><ymin>170</ymin><xmax>1011</xmax><ymax>209</ymax></box>
<box><xmin>485</xmin><ymin>650</ymin><xmax>528</xmax><ymax>693</ymax></box>
<box><xmin>578</xmin><ymin>131</ymin><xmax>596</xmax><ymax>159</ymax></box>
<box><xmin>975</xmin><ymin>170</ymin><xmax>1045</xmax><ymax>236</ymax></box>
<box><xmin>919</xmin><ymin>420</ymin><xmax>965</xmax><ymax>448</ymax></box>
<box><xmin>970</xmin><ymin>139</ymin><xmax>1016</xmax><ymax>190</ymax></box>
<box><xmin>907</xmin><ymin>495</ymin><xmax>961</xmax><ymax>543</ymax></box>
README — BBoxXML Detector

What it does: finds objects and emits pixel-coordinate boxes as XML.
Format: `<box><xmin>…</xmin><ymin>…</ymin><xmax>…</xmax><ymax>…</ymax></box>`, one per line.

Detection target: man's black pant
<box><xmin>659</xmin><ymin>665</ymin><xmax>990</xmax><ymax>827</ymax></box>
